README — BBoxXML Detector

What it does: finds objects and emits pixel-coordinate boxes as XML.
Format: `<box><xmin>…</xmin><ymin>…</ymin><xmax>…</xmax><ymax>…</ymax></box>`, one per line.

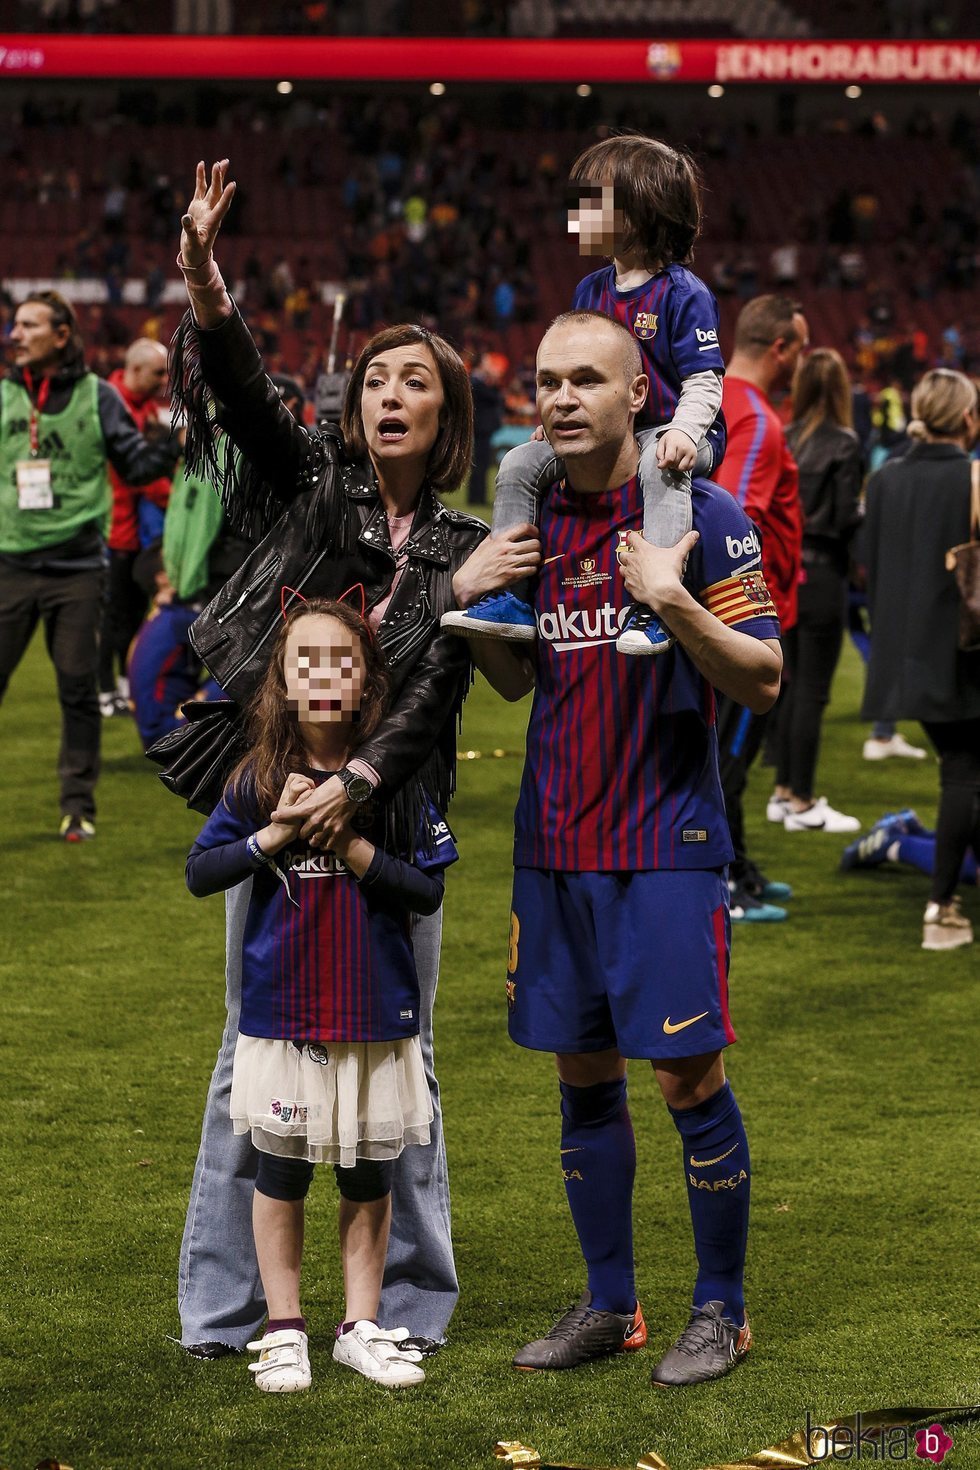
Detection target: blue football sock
<box><xmin>669</xmin><ymin>1081</ymin><xmax>750</xmax><ymax>1323</ymax></box>
<box><xmin>559</xmin><ymin>1078</ymin><xmax>636</xmax><ymax>1314</ymax></box>
<box><xmin>895</xmin><ymin>834</ymin><xmax>977</xmax><ymax>883</ymax></box>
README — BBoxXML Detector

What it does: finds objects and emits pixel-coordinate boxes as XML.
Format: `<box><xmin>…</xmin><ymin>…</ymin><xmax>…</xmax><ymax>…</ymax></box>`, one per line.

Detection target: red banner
<box><xmin>0</xmin><ymin>36</ymin><xmax>979</xmax><ymax>84</ymax></box>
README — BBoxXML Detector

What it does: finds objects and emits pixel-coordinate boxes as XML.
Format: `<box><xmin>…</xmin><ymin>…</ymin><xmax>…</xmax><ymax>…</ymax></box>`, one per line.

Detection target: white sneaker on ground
<box><xmin>922</xmin><ymin>898</ymin><xmax>973</xmax><ymax>951</ymax></box>
<box><xmin>247</xmin><ymin>1329</ymin><xmax>311</xmax><ymax>1392</ymax></box>
<box><xmin>332</xmin><ymin>1321</ymin><xmax>426</xmax><ymax>1387</ymax></box>
<box><xmin>783</xmin><ymin>797</ymin><xmax>860</xmax><ymax>833</ymax></box>
<box><xmin>766</xmin><ymin>795</ymin><xmax>790</xmax><ymax>823</ymax></box>
<box><xmin>862</xmin><ymin>733</ymin><xmax>927</xmax><ymax>761</ymax></box>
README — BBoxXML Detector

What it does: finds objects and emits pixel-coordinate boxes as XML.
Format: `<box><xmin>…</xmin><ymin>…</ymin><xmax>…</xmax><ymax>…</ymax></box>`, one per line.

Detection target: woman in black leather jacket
<box><xmin>174</xmin><ymin>163</ymin><xmax>506</xmax><ymax>848</ymax></box>
<box><xmin>169</xmin><ymin>160</ymin><xmax>540</xmax><ymax>1362</ymax></box>
<box><xmin>770</xmin><ymin>348</ymin><xmax>865</xmax><ymax>833</ymax></box>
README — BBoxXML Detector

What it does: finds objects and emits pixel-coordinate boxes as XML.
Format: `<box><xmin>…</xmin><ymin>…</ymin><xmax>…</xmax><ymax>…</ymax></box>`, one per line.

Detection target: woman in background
<box><xmin>771</xmin><ymin>349</ymin><xmax>864</xmax><ymax>834</ymax></box>
<box><xmin>862</xmin><ymin>368</ymin><xmax>980</xmax><ymax>950</ymax></box>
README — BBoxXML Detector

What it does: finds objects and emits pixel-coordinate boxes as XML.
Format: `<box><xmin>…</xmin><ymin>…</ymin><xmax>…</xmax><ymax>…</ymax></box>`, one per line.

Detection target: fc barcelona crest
<box><xmin>633</xmin><ymin>311</ymin><xmax>658</xmax><ymax>340</ymax></box>
<box><xmin>739</xmin><ymin>572</ymin><xmax>771</xmax><ymax>606</ymax></box>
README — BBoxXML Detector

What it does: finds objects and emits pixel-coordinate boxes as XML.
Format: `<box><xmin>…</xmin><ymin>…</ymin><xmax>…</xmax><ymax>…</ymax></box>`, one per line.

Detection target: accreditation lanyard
<box><xmin>22</xmin><ymin>368</ymin><xmax>51</xmax><ymax>457</ymax></box>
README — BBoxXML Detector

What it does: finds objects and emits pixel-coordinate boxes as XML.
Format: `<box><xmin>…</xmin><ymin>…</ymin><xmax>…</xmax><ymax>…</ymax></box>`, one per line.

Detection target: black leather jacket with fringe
<box><xmin>171</xmin><ymin>305</ymin><xmax>488</xmax><ymax>838</ymax></box>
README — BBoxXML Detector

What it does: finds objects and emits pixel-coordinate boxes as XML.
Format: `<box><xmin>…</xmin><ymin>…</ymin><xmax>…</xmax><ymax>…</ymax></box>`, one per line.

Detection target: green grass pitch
<box><xmin>1</xmin><ymin>622</ymin><xmax>977</xmax><ymax>1469</ymax></box>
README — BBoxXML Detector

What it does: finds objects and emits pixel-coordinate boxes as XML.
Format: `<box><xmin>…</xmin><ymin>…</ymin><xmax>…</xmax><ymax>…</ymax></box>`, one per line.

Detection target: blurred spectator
<box><xmin>861</xmin><ymin>369</ymin><xmax>980</xmax><ymax>950</ymax></box>
<box><xmin>773</xmin><ymin>350</ymin><xmax>865</xmax><ymax>833</ymax></box>
<box><xmin>769</xmin><ymin>243</ymin><xmax>799</xmax><ymax>290</ymax></box>
<box><xmin>468</xmin><ymin>352</ymin><xmax>505</xmax><ymax>506</ymax></box>
<box><xmin>0</xmin><ymin>293</ymin><xmax>180</xmax><ymax>841</ymax></box>
<box><xmin>98</xmin><ymin>337</ymin><xmax>172</xmax><ymax>717</ymax></box>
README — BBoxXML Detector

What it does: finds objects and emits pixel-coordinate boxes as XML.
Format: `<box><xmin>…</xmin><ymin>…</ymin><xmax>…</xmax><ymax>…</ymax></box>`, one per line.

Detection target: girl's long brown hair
<box><xmin>228</xmin><ymin>598</ymin><xmax>390</xmax><ymax>818</ymax></box>
<box><xmin>791</xmin><ymin>348</ymin><xmax>853</xmax><ymax>449</ymax></box>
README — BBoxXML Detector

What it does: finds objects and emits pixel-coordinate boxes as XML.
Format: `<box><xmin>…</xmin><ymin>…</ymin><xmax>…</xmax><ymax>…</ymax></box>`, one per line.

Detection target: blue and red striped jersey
<box><xmin>513</xmin><ymin>475</ymin><xmax>779</xmax><ymax>872</ymax></box>
<box><xmin>572</xmin><ymin>263</ymin><xmax>727</xmax><ymax>466</ymax></box>
<box><xmin>191</xmin><ymin>776</ymin><xmax>457</xmax><ymax>1042</ymax></box>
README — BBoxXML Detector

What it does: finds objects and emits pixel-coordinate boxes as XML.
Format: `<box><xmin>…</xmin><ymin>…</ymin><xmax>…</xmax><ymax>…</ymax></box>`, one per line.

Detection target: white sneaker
<box><xmin>332</xmin><ymin>1321</ymin><xmax>426</xmax><ymax>1388</ymax></box>
<box><xmin>783</xmin><ymin>797</ymin><xmax>860</xmax><ymax>834</ymax></box>
<box><xmin>862</xmin><ymin>733</ymin><xmax>927</xmax><ymax>761</ymax></box>
<box><xmin>766</xmin><ymin>795</ymin><xmax>790</xmax><ymax>823</ymax></box>
<box><xmin>922</xmin><ymin>898</ymin><xmax>973</xmax><ymax>951</ymax></box>
<box><xmin>247</xmin><ymin>1329</ymin><xmax>311</xmax><ymax>1393</ymax></box>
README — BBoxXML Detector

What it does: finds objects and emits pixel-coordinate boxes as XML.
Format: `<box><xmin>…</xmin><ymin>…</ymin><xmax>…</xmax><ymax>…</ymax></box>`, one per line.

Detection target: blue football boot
<box><xmin>840</xmin><ymin>822</ymin><xmax>903</xmax><ymax>871</ymax></box>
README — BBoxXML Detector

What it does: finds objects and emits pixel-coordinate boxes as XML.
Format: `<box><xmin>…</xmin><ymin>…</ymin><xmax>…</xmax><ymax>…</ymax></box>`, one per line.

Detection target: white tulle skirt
<box><xmin>230</xmin><ymin>1034</ymin><xmax>432</xmax><ymax>1169</ymax></box>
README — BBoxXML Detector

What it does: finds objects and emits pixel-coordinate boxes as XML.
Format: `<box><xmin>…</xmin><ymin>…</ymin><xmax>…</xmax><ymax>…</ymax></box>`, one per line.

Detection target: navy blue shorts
<box><xmin>506</xmin><ymin>868</ymin><xmax>735</xmax><ymax>1060</ymax></box>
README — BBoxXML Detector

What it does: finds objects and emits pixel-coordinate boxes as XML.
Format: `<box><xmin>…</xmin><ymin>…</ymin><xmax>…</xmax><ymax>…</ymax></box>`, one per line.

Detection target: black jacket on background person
<box><xmin>785</xmin><ymin>419</ymin><xmax>864</xmax><ymax>572</ymax></box>
<box><xmin>170</xmin><ymin>306</ymin><xmax>489</xmax><ymax>837</ymax></box>
<box><xmin>861</xmin><ymin>441</ymin><xmax>980</xmax><ymax>723</ymax></box>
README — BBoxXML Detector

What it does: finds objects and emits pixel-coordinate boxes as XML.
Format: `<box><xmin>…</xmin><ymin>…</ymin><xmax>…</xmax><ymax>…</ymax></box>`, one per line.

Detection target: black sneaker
<box><xmin>398</xmin><ymin>1336</ymin><xmax>442</xmax><ymax>1359</ymax></box>
<box><xmin>60</xmin><ymin>816</ymin><xmax>95</xmax><ymax>843</ymax></box>
<box><xmin>183</xmin><ymin>1341</ymin><xmax>240</xmax><ymax>1360</ymax></box>
<box><xmin>513</xmin><ymin>1291</ymin><xmax>647</xmax><ymax>1371</ymax></box>
<box><xmin>650</xmin><ymin>1300</ymin><xmax>751</xmax><ymax>1387</ymax></box>
<box><xmin>728</xmin><ymin>881</ymin><xmax>787</xmax><ymax>924</ymax></box>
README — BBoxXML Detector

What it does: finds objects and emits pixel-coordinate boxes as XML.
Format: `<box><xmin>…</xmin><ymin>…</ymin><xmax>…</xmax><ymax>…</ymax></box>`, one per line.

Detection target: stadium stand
<box><xmin>1</xmin><ymin>85</ymin><xmax>978</xmax><ymax>391</ymax></box>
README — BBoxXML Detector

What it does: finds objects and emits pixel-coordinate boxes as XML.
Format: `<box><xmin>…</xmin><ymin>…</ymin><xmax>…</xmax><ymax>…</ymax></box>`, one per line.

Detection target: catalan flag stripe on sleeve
<box><xmin>702</xmin><ymin>570</ymin><xmax>777</xmax><ymax>626</ymax></box>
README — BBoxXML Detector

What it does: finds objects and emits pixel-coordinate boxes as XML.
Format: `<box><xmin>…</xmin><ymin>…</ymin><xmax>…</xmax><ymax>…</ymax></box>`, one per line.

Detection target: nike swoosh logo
<box><xmin>689</xmin><ymin>1144</ymin><xmax>738</xmax><ymax>1169</ymax></box>
<box><xmin>543</xmin><ymin>554</ymin><xmax>565</xmax><ymax>565</ymax></box>
<box><xmin>560</xmin><ymin>1147</ymin><xmax>583</xmax><ymax>1156</ymax></box>
<box><xmin>662</xmin><ymin>1011</ymin><xmax>709</xmax><ymax>1035</ymax></box>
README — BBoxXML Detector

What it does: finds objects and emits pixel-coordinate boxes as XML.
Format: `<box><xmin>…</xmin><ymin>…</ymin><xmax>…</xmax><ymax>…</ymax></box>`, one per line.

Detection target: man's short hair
<box><xmin>124</xmin><ymin>337</ymin><xmax>167</xmax><ymax>369</ymax></box>
<box><xmin>733</xmin><ymin>295</ymin><xmax>802</xmax><ymax>356</ymax></box>
<box><xmin>545</xmin><ymin>309</ymin><xmax>644</xmax><ymax>384</ymax></box>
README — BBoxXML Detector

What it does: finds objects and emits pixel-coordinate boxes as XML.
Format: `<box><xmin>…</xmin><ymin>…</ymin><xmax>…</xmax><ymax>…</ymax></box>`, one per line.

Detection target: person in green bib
<box><xmin>0</xmin><ymin>290</ymin><xmax>181</xmax><ymax>841</ymax></box>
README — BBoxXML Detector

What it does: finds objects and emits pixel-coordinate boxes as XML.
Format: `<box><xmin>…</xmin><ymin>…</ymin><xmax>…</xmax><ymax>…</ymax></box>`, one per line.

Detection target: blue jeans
<box><xmin>177</xmin><ymin>883</ymin><xmax>458</xmax><ymax>1348</ymax></box>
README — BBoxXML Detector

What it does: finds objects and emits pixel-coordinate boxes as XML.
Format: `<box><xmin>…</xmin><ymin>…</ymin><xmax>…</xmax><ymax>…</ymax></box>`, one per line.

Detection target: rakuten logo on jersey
<box><xmin>726</xmin><ymin>529</ymin><xmax>761</xmax><ymax>563</ymax></box>
<box><xmin>537</xmin><ymin>602</ymin><xmax>630</xmax><ymax>650</ymax></box>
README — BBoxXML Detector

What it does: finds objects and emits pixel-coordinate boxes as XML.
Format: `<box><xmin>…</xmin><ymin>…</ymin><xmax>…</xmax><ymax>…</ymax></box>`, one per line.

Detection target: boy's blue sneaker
<box><xmin>440</xmin><ymin>590</ymin><xmax>536</xmax><ymax>642</ymax></box>
<box><xmin>615</xmin><ymin>604</ymin><xmax>674</xmax><ymax>656</ymax></box>
<box><xmin>839</xmin><ymin>822</ymin><xmax>902</xmax><ymax>871</ymax></box>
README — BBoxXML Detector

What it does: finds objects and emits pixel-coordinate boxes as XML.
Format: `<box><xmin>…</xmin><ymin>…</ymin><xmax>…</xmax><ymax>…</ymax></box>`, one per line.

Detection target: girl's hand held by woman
<box><xmin>257</xmin><ymin>773</ymin><xmax>315</xmax><ymax>854</ymax></box>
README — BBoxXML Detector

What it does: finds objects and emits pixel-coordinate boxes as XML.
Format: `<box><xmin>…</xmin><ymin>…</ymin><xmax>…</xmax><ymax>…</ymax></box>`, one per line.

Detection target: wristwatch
<box><xmin>337</xmin><ymin>767</ymin><xmax>374</xmax><ymax>804</ymax></box>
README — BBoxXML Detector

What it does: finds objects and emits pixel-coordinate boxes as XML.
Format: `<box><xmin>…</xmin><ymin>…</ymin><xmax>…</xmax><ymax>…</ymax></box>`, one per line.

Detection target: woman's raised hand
<box><xmin>180</xmin><ymin>159</ymin><xmax>236</xmax><ymax>268</ymax></box>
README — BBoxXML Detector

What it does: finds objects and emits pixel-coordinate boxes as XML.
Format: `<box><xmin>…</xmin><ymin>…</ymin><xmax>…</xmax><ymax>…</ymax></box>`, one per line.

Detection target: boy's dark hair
<box><xmin>569</xmin><ymin>133</ymin><xmax>703</xmax><ymax>268</ymax></box>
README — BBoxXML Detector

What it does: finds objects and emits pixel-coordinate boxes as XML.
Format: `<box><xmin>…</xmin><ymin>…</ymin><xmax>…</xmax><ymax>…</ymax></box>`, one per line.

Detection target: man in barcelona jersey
<box><xmin>453</xmin><ymin>309</ymin><xmax>782</xmax><ymax>1387</ymax></box>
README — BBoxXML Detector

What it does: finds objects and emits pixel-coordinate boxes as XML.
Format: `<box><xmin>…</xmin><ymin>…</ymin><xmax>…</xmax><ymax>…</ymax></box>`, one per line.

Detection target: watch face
<box><xmin>343</xmin><ymin>771</ymin><xmax>373</xmax><ymax>802</ymax></box>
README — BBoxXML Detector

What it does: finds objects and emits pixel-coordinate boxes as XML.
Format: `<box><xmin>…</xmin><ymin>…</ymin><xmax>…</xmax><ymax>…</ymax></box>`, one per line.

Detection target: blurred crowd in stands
<box><xmin>10</xmin><ymin>0</ymin><xmax>980</xmax><ymax>38</ymax></box>
<box><xmin>2</xmin><ymin>85</ymin><xmax>980</xmax><ymax>420</ymax></box>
